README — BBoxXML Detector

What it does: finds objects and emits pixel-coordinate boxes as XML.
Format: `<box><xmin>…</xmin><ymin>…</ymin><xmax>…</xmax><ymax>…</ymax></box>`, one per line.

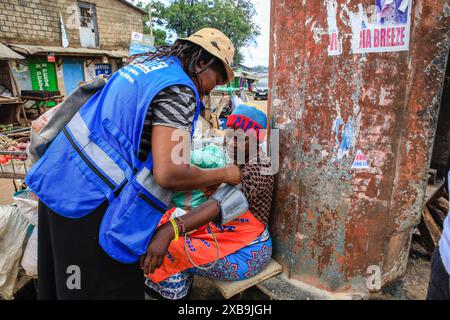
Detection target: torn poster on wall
<box><xmin>352</xmin><ymin>0</ymin><xmax>412</xmax><ymax>54</ymax></box>
<box><xmin>327</xmin><ymin>0</ymin><xmax>342</xmax><ymax>56</ymax></box>
<box><xmin>351</xmin><ymin>150</ymin><xmax>370</xmax><ymax>169</ymax></box>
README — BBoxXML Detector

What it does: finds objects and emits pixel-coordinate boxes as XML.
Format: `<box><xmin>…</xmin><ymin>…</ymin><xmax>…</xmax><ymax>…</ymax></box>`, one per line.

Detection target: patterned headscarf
<box><xmin>226</xmin><ymin>103</ymin><xmax>267</xmax><ymax>140</ymax></box>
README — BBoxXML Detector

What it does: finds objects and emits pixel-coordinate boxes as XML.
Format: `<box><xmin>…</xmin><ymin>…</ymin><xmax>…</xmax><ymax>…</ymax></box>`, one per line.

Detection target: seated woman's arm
<box><xmin>141</xmin><ymin>199</ymin><xmax>220</xmax><ymax>275</ymax></box>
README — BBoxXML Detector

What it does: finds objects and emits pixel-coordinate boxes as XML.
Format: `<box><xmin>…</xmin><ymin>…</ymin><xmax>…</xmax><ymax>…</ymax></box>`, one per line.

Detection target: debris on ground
<box><xmin>416</xmin><ymin>170</ymin><xmax>448</xmax><ymax>255</ymax></box>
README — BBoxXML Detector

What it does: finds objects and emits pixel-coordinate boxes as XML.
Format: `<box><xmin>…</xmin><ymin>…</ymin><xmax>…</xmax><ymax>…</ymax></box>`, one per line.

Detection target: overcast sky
<box><xmin>241</xmin><ymin>0</ymin><xmax>270</xmax><ymax>68</ymax></box>
<box><xmin>138</xmin><ymin>0</ymin><xmax>270</xmax><ymax>67</ymax></box>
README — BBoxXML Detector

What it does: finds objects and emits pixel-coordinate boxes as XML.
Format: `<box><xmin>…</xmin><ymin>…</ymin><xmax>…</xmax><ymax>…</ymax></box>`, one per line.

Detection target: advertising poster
<box><xmin>95</xmin><ymin>64</ymin><xmax>112</xmax><ymax>76</ymax></box>
<box><xmin>129</xmin><ymin>31</ymin><xmax>155</xmax><ymax>56</ymax></box>
<box><xmin>353</xmin><ymin>0</ymin><xmax>412</xmax><ymax>54</ymax></box>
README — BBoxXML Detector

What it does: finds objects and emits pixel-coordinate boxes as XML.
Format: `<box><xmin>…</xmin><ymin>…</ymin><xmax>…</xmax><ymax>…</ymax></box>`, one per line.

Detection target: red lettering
<box><xmin>380</xmin><ymin>28</ymin><xmax>386</xmax><ymax>47</ymax></box>
<box><xmin>360</xmin><ymin>30</ymin><xmax>365</xmax><ymax>48</ymax></box>
<box><xmin>386</xmin><ymin>28</ymin><xmax>391</xmax><ymax>46</ymax></box>
<box><xmin>392</xmin><ymin>28</ymin><xmax>397</xmax><ymax>46</ymax></box>
<box><xmin>331</xmin><ymin>33</ymin><xmax>338</xmax><ymax>50</ymax></box>
<box><xmin>392</xmin><ymin>28</ymin><xmax>398</xmax><ymax>46</ymax></box>
<box><xmin>396</xmin><ymin>27</ymin><xmax>402</xmax><ymax>46</ymax></box>
<box><xmin>400</xmin><ymin>27</ymin><xmax>406</xmax><ymax>45</ymax></box>
<box><xmin>374</xmin><ymin>29</ymin><xmax>380</xmax><ymax>47</ymax></box>
<box><xmin>365</xmin><ymin>29</ymin><xmax>372</xmax><ymax>48</ymax></box>
<box><xmin>391</xmin><ymin>28</ymin><xmax>395</xmax><ymax>46</ymax></box>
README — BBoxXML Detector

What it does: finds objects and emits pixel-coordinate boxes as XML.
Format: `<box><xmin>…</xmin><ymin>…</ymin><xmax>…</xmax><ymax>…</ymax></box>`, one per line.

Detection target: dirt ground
<box><xmin>376</xmin><ymin>240</ymin><xmax>431</xmax><ymax>300</ymax></box>
<box><xmin>249</xmin><ymin>97</ymin><xmax>268</xmax><ymax>113</ymax></box>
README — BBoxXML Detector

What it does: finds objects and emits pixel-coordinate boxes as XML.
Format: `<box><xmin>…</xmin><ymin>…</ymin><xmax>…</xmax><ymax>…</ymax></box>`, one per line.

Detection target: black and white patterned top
<box><xmin>139</xmin><ymin>85</ymin><xmax>197</xmax><ymax>161</ymax></box>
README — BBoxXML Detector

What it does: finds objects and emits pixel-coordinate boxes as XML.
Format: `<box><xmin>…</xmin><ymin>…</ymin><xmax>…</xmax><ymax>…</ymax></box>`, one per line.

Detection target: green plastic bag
<box><xmin>172</xmin><ymin>144</ymin><xmax>226</xmax><ymax>210</ymax></box>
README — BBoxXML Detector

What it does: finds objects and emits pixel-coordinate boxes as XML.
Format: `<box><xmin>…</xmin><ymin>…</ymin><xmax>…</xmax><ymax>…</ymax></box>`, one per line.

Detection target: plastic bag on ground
<box><xmin>21</xmin><ymin>225</ymin><xmax>37</xmax><ymax>277</ymax></box>
<box><xmin>12</xmin><ymin>189</ymin><xmax>38</xmax><ymax>226</ymax></box>
<box><xmin>0</xmin><ymin>205</ymin><xmax>31</xmax><ymax>300</ymax></box>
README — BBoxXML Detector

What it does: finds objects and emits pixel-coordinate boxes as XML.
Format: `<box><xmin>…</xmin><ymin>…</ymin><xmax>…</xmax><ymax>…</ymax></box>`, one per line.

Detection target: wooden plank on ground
<box><xmin>425</xmin><ymin>180</ymin><xmax>445</xmax><ymax>204</ymax></box>
<box><xmin>427</xmin><ymin>203</ymin><xmax>446</xmax><ymax>229</ymax></box>
<box><xmin>435</xmin><ymin>197</ymin><xmax>449</xmax><ymax>215</ymax></box>
<box><xmin>417</xmin><ymin>207</ymin><xmax>442</xmax><ymax>255</ymax></box>
<box><xmin>213</xmin><ymin>259</ymin><xmax>282</xmax><ymax>299</ymax></box>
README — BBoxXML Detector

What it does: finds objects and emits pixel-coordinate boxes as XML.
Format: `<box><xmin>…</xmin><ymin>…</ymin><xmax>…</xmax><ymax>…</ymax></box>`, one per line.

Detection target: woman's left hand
<box><xmin>140</xmin><ymin>222</ymin><xmax>174</xmax><ymax>276</ymax></box>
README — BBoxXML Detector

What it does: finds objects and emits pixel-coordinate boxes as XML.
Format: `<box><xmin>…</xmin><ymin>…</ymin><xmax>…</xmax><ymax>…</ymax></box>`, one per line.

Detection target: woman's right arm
<box><xmin>151</xmin><ymin>125</ymin><xmax>240</xmax><ymax>191</ymax></box>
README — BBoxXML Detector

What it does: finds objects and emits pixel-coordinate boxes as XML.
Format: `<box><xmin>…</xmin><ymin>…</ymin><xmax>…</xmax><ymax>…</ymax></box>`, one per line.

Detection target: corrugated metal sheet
<box><xmin>0</xmin><ymin>44</ymin><xmax>24</xmax><ymax>60</ymax></box>
<box><xmin>7</xmin><ymin>44</ymin><xmax>127</xmax><ymax>59</ymax></box>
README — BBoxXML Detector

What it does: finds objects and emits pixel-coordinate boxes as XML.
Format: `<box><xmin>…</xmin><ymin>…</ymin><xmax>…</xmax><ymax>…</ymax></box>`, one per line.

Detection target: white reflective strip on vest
<box><xmin>67</xmin><ymin>112</ymin><xmax>126</xmax><ymax>186</ymax></box>
<box><xmin>136</xmin><ymin>167</ymin><xmax>173</xmax><ymax>207</ymax></box>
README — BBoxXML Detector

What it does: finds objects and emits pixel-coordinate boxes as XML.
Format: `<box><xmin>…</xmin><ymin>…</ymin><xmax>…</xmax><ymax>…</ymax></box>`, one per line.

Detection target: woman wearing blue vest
<box><xmin>25</xmin><ymin>28</ymin><xmax>241</xmax><ymax>299</ymax></box>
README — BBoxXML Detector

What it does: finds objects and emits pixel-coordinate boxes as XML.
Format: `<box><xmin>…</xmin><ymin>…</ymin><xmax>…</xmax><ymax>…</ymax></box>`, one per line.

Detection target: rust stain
<box><xmin>268</xmin><ymin>0</ymin><xmax>450</xmax><ymax>295</ymax></box>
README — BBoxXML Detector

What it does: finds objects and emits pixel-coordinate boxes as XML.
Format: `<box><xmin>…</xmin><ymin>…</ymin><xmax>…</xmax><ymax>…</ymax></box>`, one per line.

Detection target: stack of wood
<box><xmin>415</xmin><ymin>169</ymin><xmax>449</xmax><ymax>255</ymax></box>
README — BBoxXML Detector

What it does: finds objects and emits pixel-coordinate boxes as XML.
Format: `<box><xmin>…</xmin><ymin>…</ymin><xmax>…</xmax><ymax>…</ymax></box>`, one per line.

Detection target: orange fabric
<box><xmin>149</xmin><ymin>209</ymin><xmax>265</xmax><ymax>283</ymax></box>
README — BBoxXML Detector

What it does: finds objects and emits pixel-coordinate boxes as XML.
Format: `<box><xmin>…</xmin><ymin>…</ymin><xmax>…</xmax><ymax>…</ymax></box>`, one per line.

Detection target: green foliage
<box><xmin>148</xmin><ymin>0</ymin><xmax>260</xmax><ymax>65</ymax></box>
<box><xmin>153</xmin><ymin>29</ymin><xmax>169</xmax><ymax>46</ymax></box>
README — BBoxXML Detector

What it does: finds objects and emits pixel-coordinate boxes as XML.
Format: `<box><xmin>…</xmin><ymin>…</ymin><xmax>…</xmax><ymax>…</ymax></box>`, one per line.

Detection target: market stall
<box><xmin>20</xmin><ymin>91</ymin><xmax>64</xmax><ymax>117</ymax></box>
<box><xmin>0</xmin><ymin>44</ymin><xmax>26</xmax><ymax>127</ymax></box>
<box><xmin>0</xmin><ymin>129</ymin><xmax>30</xmax><ymax>191</ymax></box>
<box><xmin>0</xmin><ymin>126</ymin><xmax>36</xmax><ymax>300</ymax></box>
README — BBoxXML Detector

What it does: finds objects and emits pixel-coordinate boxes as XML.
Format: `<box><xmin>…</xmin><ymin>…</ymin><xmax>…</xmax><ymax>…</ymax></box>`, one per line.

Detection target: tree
<box><xmin>133</xmin><ymin>0</ymin><xmax>169</xmax><ymax>46</ymax></box>
<box><xmin>153</xmin><ymin>29</ymin><xmax>169</xmax><ymax>46</ymax></box>
<box><xmin>148</xmin><ymin>0</ymin><xmax>260</xmax><ymax>65</ymax></box>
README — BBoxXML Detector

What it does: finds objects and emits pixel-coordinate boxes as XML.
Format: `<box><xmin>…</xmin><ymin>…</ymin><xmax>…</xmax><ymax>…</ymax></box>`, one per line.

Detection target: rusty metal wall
<box><xmin>268</xmin><ymin>0</ymin><xmax>450</xmax><ymax>295</ymax></box>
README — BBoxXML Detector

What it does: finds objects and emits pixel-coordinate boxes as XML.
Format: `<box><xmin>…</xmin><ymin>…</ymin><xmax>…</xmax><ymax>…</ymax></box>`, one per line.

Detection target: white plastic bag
<box><xmin>0</xmin><ymin>205</ymin><xmax>31</xmax><ymax>300</ymax></box>
<box><xmin>12</xmin><ymin>189</ymin><xmax>38</xmax><ymax>226</ymax></box>
<box><xmin>21</xmin><ymin>226</ymin><xmax>37</xmax><ymax>277</ymax></box>
<box><xmin>231</xmin><ymin>95</ymin><xmax>244</xmax><ymax>110</ymax></box>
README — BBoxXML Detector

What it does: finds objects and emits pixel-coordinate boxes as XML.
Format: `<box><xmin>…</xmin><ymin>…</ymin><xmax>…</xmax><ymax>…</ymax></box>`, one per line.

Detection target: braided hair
<box><xmin>131</xmin><ymin>40</ymin><xmax>227</xmax><ymax>94</ymax></box>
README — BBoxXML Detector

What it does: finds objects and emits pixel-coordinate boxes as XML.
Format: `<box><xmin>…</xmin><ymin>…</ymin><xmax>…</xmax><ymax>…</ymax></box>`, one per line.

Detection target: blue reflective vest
<box><xmin>25</xmin><ymin>57</ymin><xmax>201</xmax><ymax>263</ymax></box>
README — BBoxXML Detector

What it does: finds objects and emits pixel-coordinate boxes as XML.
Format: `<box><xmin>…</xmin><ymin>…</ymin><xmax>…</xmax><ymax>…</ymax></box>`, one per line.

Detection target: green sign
<box><xmin>28</xmin><ymin>57</ymin><xmax>58</xmax><ymax>107</ymax></box>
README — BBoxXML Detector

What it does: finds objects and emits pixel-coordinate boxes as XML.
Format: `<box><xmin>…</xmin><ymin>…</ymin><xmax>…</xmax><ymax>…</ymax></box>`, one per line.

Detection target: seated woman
<box><xmin>141</xmin><ymin>102</ymin><xmax>274</xmax><ymax>299</ymax></box>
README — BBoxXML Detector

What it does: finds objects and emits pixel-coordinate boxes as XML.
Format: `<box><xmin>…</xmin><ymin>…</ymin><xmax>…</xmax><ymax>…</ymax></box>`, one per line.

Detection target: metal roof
<box><xmin>7</xmin><ymin>44</ymin><xmax>128</xmax><ymax>58</ymax></box>
<box><xmin>0</xmin><ymin>43</ymin><xmax>24</xmax><ymax>60</ymax></box>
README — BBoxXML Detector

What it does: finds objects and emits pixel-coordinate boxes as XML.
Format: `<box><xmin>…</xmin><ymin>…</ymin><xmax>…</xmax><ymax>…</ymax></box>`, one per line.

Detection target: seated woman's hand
<box><xmin>140</xmin><ymin>222</ymin><xmax>175</xmax><ymax>276</ymax></box>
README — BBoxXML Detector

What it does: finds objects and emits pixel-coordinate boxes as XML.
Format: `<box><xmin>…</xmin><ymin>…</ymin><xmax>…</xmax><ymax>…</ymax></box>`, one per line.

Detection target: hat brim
<box><xmin>179</xmin><ymin>37</ymin><xmax>235</xmax><ymax>85</ymax></box>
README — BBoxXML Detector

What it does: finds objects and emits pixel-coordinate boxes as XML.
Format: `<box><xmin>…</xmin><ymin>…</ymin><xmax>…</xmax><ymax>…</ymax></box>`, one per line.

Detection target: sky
<box><xmin>241</xmin><ymin>0</ymin><xmax>270</xmax><ymax>68</ymax></box>
<box><xmin>137</xmin><ymin>0</ymin><xmax>270</xmax><ymax>68</ymax></box>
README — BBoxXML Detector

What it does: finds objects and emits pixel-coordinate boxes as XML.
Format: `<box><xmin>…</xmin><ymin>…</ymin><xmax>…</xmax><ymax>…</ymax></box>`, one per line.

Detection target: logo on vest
<box><xmin>133</xmin><ymin>61</ymin><xmax>168</xmax><ymax>74</ymax></box>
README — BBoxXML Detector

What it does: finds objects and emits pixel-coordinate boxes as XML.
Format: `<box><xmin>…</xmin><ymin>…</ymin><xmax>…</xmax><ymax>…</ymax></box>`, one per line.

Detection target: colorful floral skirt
<box><xmin>145</xmin><ymin>227</ymin><xmax>272</xmax><ymax>300</ymax></box>
<box><xmin>149</xmin><ymin>208</ymin><xmax>267</xmax><ymax>284</ymax></box>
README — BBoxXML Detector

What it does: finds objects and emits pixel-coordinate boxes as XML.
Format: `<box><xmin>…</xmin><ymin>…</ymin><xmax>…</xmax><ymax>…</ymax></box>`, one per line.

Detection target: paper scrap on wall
<box><xmin>352</xmin><ymin>150</ymin><xmax>370</xmax><ymax>169</ymax></box>
<box><xmin>352</xmin><ymin>0</ymin><xmax>412</xmax><ymax>54</ymax></box>
<box><xmin>327</xmin><ymin>0</ymin><xmax>342</xmax><ymax>56</ymax></box>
